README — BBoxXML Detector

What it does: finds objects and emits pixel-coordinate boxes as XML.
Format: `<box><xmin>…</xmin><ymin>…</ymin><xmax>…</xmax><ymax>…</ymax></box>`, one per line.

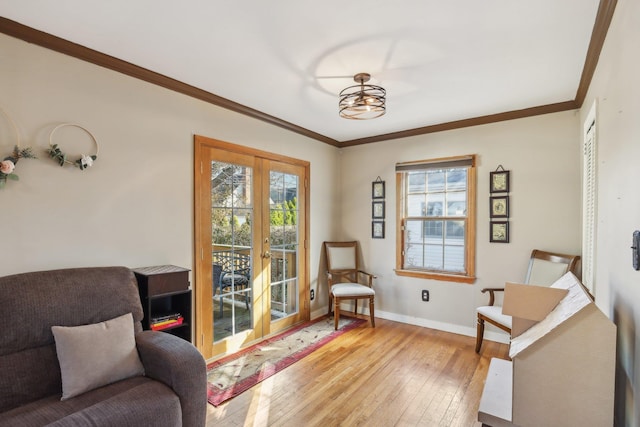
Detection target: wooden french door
<box><xmin>194</xmin><ymin>135</ymin><xmax>309</xmax><ymax>360</ymax></box>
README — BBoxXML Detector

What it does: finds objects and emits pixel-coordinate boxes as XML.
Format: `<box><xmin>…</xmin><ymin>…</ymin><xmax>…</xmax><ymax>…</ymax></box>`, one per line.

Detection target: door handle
<box><xmin>263</xmin><ymin>251</ymin><xmax>271</xmax><ymax>259</ymax></box>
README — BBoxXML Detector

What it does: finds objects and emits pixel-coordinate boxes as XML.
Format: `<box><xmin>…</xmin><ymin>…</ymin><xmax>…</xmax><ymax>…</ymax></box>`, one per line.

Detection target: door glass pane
<box><xmin>269</xmin><ymin>170</ymin><xmax>299</xmax><ymax>322</ymax></box>
<box><xmin>211</xmin><ymin>162</ymin><xmax>253</xmax><ymax>342</ymax></box>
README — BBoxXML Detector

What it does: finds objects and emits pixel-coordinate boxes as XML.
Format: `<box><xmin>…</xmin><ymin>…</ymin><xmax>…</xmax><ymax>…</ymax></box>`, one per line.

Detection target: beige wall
<box><xmin>0</xmin><ymin>31</ymin><xmax>584</xmax><ymax>341</ymax></box>
<box><xmin>340</xmin><ymin>111</ymin><xmax>582</xmax><ymax>340</ymax></box>
<box><xmin>0</xmin><ymin>34</ymin><xmax>340</xmax><ymax>316</ymax></box>
<box><xmin>579</xmin><ymin>0</ymin><xmax>640</xmax><ymax>424</ymax></box>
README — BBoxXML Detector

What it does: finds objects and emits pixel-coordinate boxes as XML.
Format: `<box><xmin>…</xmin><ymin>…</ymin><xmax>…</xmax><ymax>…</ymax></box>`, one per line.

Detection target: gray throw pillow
<box><xmin>52</xmin><ymin>312</ymin><xmax>145</xmax><ymax>400</ymax></box>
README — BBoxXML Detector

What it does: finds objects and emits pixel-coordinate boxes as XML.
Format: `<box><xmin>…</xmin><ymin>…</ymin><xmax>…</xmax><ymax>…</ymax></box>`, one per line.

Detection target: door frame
<box><xmin>194</xmin><ymin>135</ymin><xmax>310</xmax><ymax>360</ymax></box>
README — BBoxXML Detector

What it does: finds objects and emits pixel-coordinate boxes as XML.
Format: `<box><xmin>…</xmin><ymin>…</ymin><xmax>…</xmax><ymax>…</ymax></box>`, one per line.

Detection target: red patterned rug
<box><xmin>206</xmin><ymin>315</ymin><xmax>365</xmax><ymax>406</ymax></box>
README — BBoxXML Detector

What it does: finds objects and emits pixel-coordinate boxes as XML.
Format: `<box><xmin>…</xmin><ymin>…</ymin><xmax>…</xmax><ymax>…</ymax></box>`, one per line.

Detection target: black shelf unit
<box><xmin>133</xmin><ymin>265</ymin><xmax>192</xmax><ymax>343</ymax></box>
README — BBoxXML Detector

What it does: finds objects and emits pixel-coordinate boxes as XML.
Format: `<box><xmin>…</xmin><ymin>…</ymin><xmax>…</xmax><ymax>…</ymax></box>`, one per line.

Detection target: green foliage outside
<box><xmin>270</xmin><ymin>197</ymin><xmax>297</xmax><ymax>226</ymax></box>
<box><xmin>213</xmin><ymin>198</ymin><xmax>297</xmax><ymax>248</ymax></box>
<box><xmin>210</xmin><ymin>164</ymin><xmax>297</xmax><ymax>248</ymax></box>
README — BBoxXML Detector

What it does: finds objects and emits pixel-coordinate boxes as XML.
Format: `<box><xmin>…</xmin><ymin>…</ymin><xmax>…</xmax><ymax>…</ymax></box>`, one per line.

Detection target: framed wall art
<box><xmin>490</xmin><ymin>195</ymin><xmax>509</xmax><ymax>218</ymax></box>
<box><xmin>372</xmin><ymin>177</ymin><xmax>385</xmax><ymax>199</ymax></box>
<box><xmin>490</xmin><ymin>166</ymin><xmax>510</xmax><ymax>193</ymax></box>
<box><xmin>490</xmin><ymin>221</ymin><xmax>509</xmax><ymax>243</ymax></box>
<box><xmin>372</xmin><ymin>221</ymin><xmax>385</xmax><ymax>239</ymax></box>
<box><xmin>372</xmin><ymin>201</ymin><xmax>385</xmax><ymax>219</ymax></box>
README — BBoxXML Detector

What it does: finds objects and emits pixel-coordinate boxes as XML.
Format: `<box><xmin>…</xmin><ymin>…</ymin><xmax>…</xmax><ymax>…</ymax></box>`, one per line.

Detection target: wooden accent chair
<box><xmin>324</xmin><ymin>241</ymin><xmax>376</xmax><ymax>330</ymax></box>
<box><xmin>475</xmin><ymin>249</ymin><xmax>580</xmax><ymax>353</ymax></box>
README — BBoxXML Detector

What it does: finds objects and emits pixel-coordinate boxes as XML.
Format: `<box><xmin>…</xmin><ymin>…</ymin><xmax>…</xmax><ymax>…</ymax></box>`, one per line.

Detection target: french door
<box><xmin>194</xmin><ymin>135</ymin><xmax>309</xmax><ymax>360</ymax></box>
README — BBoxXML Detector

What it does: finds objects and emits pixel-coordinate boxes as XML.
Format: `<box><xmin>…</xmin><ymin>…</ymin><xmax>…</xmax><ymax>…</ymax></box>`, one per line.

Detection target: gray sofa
<box><xmin>0</xmin><ymin>266</ymin><xmax>207</xmax><ymax>426</ymax></box>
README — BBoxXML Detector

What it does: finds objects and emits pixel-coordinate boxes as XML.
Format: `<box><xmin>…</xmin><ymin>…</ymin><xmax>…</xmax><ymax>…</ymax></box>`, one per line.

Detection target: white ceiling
<box><xmin>0</xmin><ymin>1</ymin><xmax>601</xmax><ymax>143</ymax></box>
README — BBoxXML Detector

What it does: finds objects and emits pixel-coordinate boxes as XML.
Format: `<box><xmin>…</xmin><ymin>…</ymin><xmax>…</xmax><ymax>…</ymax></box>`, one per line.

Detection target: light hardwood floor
<box><xmin>206</xmin><ymin>315</ymin><xmax>509</xmax><ymax>427</ymax></box>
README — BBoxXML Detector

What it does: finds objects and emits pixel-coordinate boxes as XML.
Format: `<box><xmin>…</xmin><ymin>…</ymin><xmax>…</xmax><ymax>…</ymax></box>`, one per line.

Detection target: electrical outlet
<box><xmin>421</xmin><ymin>290</ymin><xmax>429</xmax><ymax>302</ymax></box>
<box><xmin>310</xmin><ymin>289</ymin><xmax>315</xmax><ymax>300</ymax></box>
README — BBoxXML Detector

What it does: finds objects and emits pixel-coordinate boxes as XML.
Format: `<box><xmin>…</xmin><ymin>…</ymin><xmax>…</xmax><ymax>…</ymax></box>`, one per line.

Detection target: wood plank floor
<box><xmin>206</xmin><ymin>315</ymin><xmax>509</xmax><ymax>427</ymax></box>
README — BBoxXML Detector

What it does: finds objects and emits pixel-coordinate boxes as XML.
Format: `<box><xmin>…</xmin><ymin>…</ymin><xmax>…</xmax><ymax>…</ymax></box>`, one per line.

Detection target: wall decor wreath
<box><xmin>47</xmin><ymin>123</ymin><xmax>98</xmax><ymax>171</ymax></box>
<box><xmin>0</xmin><ymin>107</ymin><xmax>36</xmax><ymax>189</ymax></box>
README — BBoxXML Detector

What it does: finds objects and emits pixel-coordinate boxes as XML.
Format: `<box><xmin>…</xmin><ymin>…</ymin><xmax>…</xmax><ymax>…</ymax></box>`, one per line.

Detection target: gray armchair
<box><xmin>0</xmin><ymin>266</ymin><xmax>207</xmax><ymax>427</ymax></box>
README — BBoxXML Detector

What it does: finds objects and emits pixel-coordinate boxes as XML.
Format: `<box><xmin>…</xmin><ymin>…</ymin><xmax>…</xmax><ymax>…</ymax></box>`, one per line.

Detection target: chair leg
<box><xmin>369</xmin><ymin>296</ymin><xmax>375</xmax><ymax>327</ymax></box>
<box><xmin>334</xmin><ymin>297</ymin><xmax>340</xmax><ymax>330</ymax></box>
<box><xmin>354</xmin><ymin>299</ymin><xmax>358</xmax><ymax>315</ymax></box>
<box><xmin>328</xmin><ymin>294</ymin><xmax>333</xmax><ymax>316</ymax></box>
<box><xmin>475</xmin><ymin>316</ymin><xmax>485</xmax><ymax>353</ymax></box>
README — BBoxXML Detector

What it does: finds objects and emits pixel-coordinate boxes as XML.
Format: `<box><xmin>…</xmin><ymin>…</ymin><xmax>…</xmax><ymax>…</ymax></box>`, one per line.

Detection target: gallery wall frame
<box><xmin>489</xmin><ymin>165</ymin><xmax>511</xmax><ymax>243</ymax></box>
<box><xmin>372</xmin><ymin>179</ymin><xmax>385</xmax><ymax>199</ymax></box>
<box><xmin>490</xmin><ymin>166</ymin><xmax>510</xmax><ymax>193</ymax></box>
<box><xmin>490</xmin><ymin>195</ymin><xmax>509</xmax><ymax>218</ymax></box>
<box><xmin>372</xmin><ymin>220</ymin><xmax>385</xmax><ymax>239</ymax></box>
<box><xmin>372</xmin><ymin>201</ymin><xmax>385</xmax><ymax>219</ymax></box>
<box><xmin>490</xmin><ymin>221</ymin><xmax>509</xmax><ymax>243</ymax></box>
<box><xmin>371</xmin><ymin>176</ymin><xmax>386</xmax><ymax>238</ymax></box>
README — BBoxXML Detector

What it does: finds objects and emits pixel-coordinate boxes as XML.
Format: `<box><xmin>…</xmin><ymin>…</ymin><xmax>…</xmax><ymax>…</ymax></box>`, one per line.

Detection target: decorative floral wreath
<box><xmin>0</xmin><ymin>107</ymin><xmax>36</xmax><ymax>189</ymax></box>
<box><xmin>47</xmin><ymin>123</ymin><xmax>98</xmax><ymax>171</ymax></box>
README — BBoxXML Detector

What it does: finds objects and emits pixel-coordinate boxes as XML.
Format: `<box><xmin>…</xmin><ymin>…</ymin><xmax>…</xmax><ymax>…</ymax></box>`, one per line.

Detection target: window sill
<box><xmin>394</xmin><ymin>269</ymin><xmax>476</xmax><ymax>284</ymax></box>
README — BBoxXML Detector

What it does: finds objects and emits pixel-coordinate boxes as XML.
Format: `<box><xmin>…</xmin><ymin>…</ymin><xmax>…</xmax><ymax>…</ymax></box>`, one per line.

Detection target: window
<box><xmin>396</xmin><ymin>155</ymin><xmax>476</xmax><ymax>283</ymax></box>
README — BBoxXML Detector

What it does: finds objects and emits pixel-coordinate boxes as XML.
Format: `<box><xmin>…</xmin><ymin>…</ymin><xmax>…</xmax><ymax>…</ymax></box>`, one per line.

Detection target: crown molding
<box><xmin>340</xmin><ymin>101</ymin><xmax>579</xmax><ymax>147</ymax></box>
<box><xmin>0</xmin><ymin>1</ymin><xmax>616</xmax><ymax>147</ymax></box>
<box><xmin>0</xmin><ymin>17</ymin><xmax>339</xmax><ymax>147</ymax></box>
<box><xmin>574</xmin><ymin>0</ymin><xmax>617</xmax><ymax>107</ymax></box>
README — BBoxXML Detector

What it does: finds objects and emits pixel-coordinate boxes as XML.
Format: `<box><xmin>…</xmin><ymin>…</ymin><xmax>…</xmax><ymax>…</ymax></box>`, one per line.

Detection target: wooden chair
<box><xmin>324</xmin><ymin>241</ymin><xmax>376</xmax><ymax>330</ymax></box>
<box><xmin>475</xmin><ymin>249</ymin><xmax>580</xmax><ymax>353</ymax></box>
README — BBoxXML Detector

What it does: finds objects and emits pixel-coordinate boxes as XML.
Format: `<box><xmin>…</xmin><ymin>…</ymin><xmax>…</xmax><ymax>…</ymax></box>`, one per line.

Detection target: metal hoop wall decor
<box><xmin>47</xmin><ymin>123</ymin><xmax>99</xmax><ymax>171</ymax></box>
<box><xmin>0</xmin><ymin>106</ymin><xmax>36</xmax><ymax>188</ymax></box>
<box><xmin>0</xmin><ymin>106</ymin><xmax>21</xmax><ymax>148</ymax></box>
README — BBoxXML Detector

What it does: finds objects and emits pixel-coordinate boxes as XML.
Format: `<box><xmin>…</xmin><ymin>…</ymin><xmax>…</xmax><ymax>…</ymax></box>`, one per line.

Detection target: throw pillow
<box><xmin>52</xmin><ymin>312</ymin><xmax>145</xmax><ymax>400</ymax></box>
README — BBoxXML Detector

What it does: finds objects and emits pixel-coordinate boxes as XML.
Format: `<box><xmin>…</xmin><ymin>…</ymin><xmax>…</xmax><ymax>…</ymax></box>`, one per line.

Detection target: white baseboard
<box><xmin>312</xmin><ymin>304</ymin><xmax>510</xmax><ymax>345</ymax></box>
<box><xmin>374</xmin><ymin>308</ymin><xmax>510</xmax><ymax>345</ymax></box>
<box><xmin>310</xmin><ymin>308</ymin><xmax>328</xmax><ymax>320</ymax></box>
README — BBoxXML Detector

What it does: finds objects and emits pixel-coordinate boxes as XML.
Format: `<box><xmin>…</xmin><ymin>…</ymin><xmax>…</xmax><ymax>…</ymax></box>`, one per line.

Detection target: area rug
<box><xmin>206</xmin><ymin>315</ymin><xmax>365</xmax><ymax>406</ymax></box>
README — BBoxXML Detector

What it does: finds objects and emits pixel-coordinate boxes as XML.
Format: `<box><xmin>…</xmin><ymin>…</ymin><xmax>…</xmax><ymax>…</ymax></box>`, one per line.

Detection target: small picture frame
<box><xmin>490</xmin><ymin>195</ymin><xmax>509</xmax><ymax>218</ymax></box>
<box><xmin>372</xmin><ymin>221</ymin><xmax>385</xmax><ymax>239</ymax></box>
<box><xmin>372</xmin><ymin>201</ymin><xmax>385</xmax><ymax>219</ymax></box>
<box><xmin>490</xmin><ymin>221</ymin><xmax>509</xmax><ymax>243</ymax></box>
<box><xmin>372</xmin><ymin>181</ymin><xmax>385</xmax><ymax>199</ymax></box>
<box><xmin>490</xmin><ymin>170</ymin><xmax>510</xmax><ymax>193</ymax></box>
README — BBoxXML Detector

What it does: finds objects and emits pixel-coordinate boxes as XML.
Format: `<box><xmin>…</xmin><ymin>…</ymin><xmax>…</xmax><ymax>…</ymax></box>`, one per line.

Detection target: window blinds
<box><xmin>395</xmin><ymin>155</ymin><xmax>475</xmax><ymax>172</ymax></box>
<box><xmin>582</xmin><ymin>119</ymin><xmax>597</xmax><ymax>291</ymax></box>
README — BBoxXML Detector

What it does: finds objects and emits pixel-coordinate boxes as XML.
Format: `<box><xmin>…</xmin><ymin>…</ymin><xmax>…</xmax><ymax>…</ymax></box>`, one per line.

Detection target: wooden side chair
<box><xmin>324</xmin><ymin>241</ymin><xmax>376</xmax><ymax>330</ymax></box>
<box><xmin>475</xmin><ymin>249</ymin><xmax>580</xmax><ymax>353</ymax></box>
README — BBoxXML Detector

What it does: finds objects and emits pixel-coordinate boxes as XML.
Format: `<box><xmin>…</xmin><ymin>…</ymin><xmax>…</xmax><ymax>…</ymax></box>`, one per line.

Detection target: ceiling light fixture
<box><xmin>339</xmin><ymin>73</ymin><xmax>386</xmax><ymax>120</ymax></box>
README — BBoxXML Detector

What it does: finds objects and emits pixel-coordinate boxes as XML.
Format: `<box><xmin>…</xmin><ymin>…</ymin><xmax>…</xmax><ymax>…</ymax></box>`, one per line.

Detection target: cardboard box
<box><xmin>505</xmin><ymin>273</ymin><xmax>616</xmax><ymax>427</ymax></box>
